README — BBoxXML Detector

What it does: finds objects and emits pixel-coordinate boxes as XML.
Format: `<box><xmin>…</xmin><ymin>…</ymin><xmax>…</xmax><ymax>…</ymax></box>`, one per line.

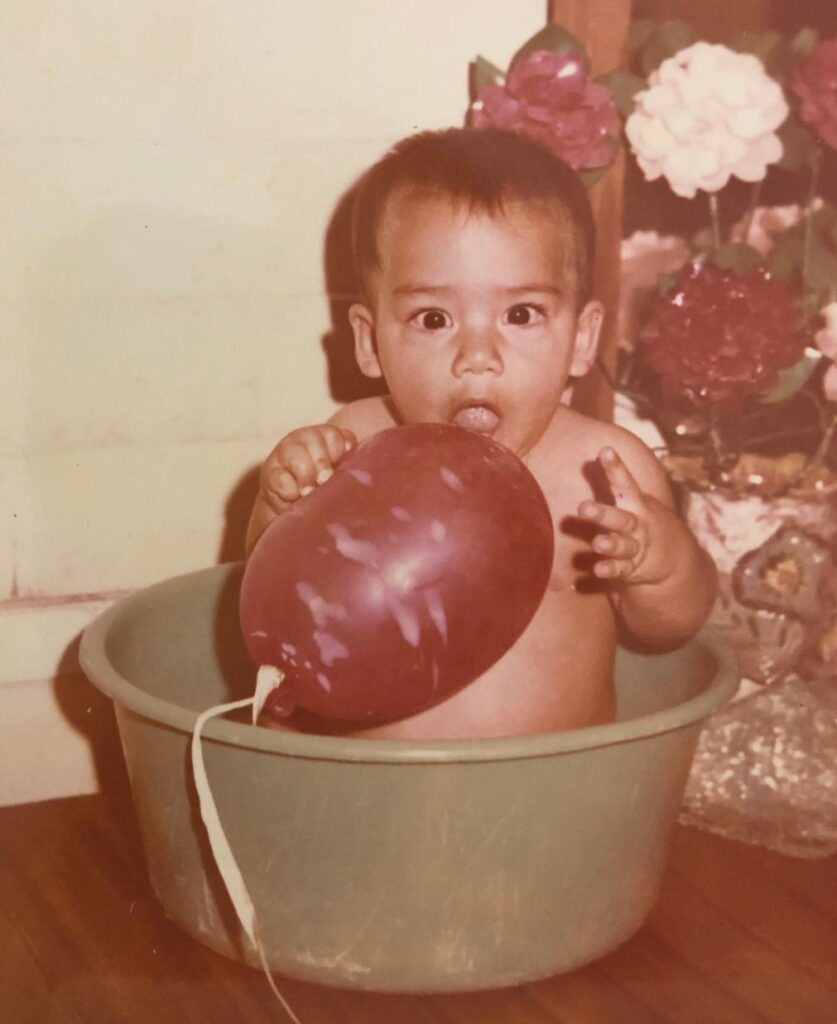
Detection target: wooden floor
<box><xmin>2</xmin><ymin>782</ymin><xmax>835</xmax><ymax>1024</ymax></box>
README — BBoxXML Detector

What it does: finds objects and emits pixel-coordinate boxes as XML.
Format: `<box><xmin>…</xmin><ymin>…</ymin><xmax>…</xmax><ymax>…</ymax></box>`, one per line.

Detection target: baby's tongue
<box><xmin>452</xmin><ymin>405</ymin><xmax>500</xmax><ymax>434</ymax></box>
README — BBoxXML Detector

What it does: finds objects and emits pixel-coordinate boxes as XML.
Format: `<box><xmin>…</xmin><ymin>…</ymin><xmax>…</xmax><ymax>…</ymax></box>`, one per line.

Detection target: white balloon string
<box><xmin>254</xmin><ymin>664</ymin><xmax>284</xmax><ymax>724</ymax></box>
<box><xmin>191</xmin><ymin>693</ymin><xmax>304</xmax><ymax>1024</ymax></box>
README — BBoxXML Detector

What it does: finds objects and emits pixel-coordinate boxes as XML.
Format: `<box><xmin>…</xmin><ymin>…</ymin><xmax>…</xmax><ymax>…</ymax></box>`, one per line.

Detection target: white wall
<box><xmin>1</xmin><ymin>1</ymin><xmax>545</xmax><ymax>804</ymax></box>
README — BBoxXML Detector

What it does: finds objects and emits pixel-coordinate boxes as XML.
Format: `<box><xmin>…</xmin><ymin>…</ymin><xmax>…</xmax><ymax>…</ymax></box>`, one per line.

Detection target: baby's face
<box><xmin>349</xmin><ymin>194</ymin><xmax>601</xmax><ymax>459</ymax></box>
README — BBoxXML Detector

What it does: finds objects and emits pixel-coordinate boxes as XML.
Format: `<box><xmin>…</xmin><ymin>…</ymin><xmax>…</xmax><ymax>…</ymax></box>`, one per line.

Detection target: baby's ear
<box><xmin>349</xmin><ymin>303</ymin><xmax>383</xmax><ymax>379</ymax></box>
<box><xmin>569</xmin><ymin>300</ymin><xmax>604</xmax><ymax>378</ymax></box>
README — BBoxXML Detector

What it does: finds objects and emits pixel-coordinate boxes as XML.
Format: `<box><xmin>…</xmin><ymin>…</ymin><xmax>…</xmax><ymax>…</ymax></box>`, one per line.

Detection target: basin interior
<box><xmin>102</xmin><ymin>564</ymin><xmax>722</xmax><ymax>730</ymax></box>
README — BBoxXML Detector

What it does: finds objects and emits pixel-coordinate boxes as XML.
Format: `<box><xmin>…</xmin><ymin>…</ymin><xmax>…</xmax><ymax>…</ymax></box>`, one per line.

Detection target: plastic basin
<box><xmin>80</xmin><ymin>563</ymin><xmax>738</xmax><ymax>992</ymax></box>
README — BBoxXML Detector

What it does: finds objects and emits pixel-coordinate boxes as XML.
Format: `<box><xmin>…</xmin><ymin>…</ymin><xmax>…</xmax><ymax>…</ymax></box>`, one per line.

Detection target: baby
<box><xmin>246</xmin><ymin>127</ymin><xmax>717</xmax><ymax>740</ymax></box>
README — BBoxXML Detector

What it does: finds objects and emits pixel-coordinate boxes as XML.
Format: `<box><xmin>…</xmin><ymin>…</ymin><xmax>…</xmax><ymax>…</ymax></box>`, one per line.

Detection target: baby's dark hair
<box><xmin>351</xmin><ymin>127</ymin><xmax>596</xmax><ymax>309</ymax></box>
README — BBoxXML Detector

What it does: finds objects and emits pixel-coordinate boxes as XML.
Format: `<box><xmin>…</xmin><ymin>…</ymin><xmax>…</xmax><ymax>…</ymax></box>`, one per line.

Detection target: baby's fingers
<box><xmin>294</xmin><ymin>425</ymin><xmax>357</xmax><ymax>488</ymax></box>
<box><xmin>590</xmin><ymin>529</ymin><xmax>641</xmax><ymax>580</ymax></box>
<box><xmin>261</xmin><ymin>462</ymin><xmax>302</xmax><ymax>508</ymax></box>
<box><xmin>593</xmin><ymin>533</ymin><xmax>640</xmax><ymax>561</ymax></box>
<box><xmin>321</xmin><ymin>424</ymin><xmax>357</xmax><ymax>474</ymax></box>
<box><xmin>578</xmin><ymin>500</ymin><xmax>638</xmax><ymax>536</ymax></box>
<box><xmin>274</xmin><ymin>439</ymin><xmax>321</xmax><ymax>496</ymax></box>
<box><xmin>599</xmin><ymin>447</ymin><xmax>642</xmax><ymax>507</ymax></box>
<box><xmin>262</xmin><ymin>424</ymin><xmax>357</xmax><ymax>510</ymax></box>
<box><xmin>592</xmin><ymin>556</ymin><xmax>635</xmax><ymax>580</ymax></box>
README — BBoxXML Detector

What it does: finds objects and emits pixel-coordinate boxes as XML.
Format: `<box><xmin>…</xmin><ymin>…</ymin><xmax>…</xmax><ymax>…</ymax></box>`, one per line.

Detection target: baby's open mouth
<box><xmin>451</xmin><ymin>402</ymin><xmax>501</xmax><ymax>435</ymax></box>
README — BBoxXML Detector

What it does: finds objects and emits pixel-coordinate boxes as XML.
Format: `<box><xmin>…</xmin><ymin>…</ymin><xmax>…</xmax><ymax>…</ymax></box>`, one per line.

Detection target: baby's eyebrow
<box><xmin>391</xmin><ymin>284</ymin><xmax>563</xmax><ymax>298</ymax></box>
<box><xmin>392</xmin><ymin>284</ymin><xmax>455</xmax><ymax>297</ymax></box>
<box><xmin>501</xmin><ymin>285</ymin><xmax>564</xmax><ymax>298</ymax></box>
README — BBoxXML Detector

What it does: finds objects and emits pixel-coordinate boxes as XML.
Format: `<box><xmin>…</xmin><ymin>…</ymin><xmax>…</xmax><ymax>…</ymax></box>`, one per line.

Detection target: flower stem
<box><xmin>705</xmin><ymin>404</ymin><xmax>733</xmax><ymax>482</ymax></box>
<box><xmin>802</xmin><ymin>148</ymin><xmax>821</xmax><ymax>295</ymax></box>
<box><xmin>595</xmin><ymin>354</ymin><xmax>647</xmax><ymax>405</ymax></box>
<box><xmin>709</xmin><ymin>192</ymin><xmax>722</xmax><ymax>253</ymax></box>
<box><xmin>805</xmin><ymin>408</ymin><xmax>837</xmax><ymax>477</ymax></box>
<box><xmin>741</xmin><ymin>180</ymin><xmax>763</xmax><ymax>247</ymax></box>
<box><xmin>743</xmin><ymin>425</ymin><xmax>821</xmax><ymax>447</ymax></box>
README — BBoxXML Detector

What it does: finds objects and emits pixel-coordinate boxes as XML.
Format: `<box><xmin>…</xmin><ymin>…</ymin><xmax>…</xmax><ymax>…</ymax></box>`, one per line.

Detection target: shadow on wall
<box><xmin>48</xmin><ymin>176</ymin><xmax>385</xmax><ymax>781</ymax></box>
<box><xmin>216</xmin><ymin>465</ymin><xmax>259</xmax><ymax>563</ymax></box>
<box><xmin>320</xmin><ymin>179</ymin><xmax>387</xmax><ymax>405</ymax></box>
<box><xmin>53</xmin><ymin>638</ymin><xmax>131</xmax><ymax>806</ymax></box>
<box><xmin>216</xmin><ymin>176</ymin><xmax>387</xmax><ymax>561</ymax></box>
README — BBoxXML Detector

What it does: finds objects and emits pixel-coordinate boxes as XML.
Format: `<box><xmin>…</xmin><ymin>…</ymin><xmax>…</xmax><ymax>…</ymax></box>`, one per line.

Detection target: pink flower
<box><xmin>815</xmin><ymin>327</ymin><xmax>837</xmax><ymax>361</ymax></box>
<box><xmin>731</xmin><ymin>203</ymin><xmax>802</xmax><ymax>255</ymax></box>
<box><xmin>789</xmin><ymin>38</ymin><xmax>837</xmax><ymax>150</ymax></box>
<box><xmin>469</xmin><ymin>49</ymin><xmax>621</xmax><ymax>170</ymax></box>
<box><xmin>824</xmin><ymin>363</ymin><xmax>837</xmax><ymax>402</ymax></box>
<box><xmin>814</xmin><ymin>301</ymin><xmax>837</xmax><ymax>360</ymax></box>
<box><xmin>618</xmin><ymin>231</ymin><xmax>690</xmax><ymax>349</ymax></box>
<box><xmin>640</xmin><ymin>262</ymin><xmax>804</xmax><ymax>409</ymax></box>
<box><xmin>815</xmin><ymin>302</ymin><xmax>837</xmax><ymax>403</ymax></box>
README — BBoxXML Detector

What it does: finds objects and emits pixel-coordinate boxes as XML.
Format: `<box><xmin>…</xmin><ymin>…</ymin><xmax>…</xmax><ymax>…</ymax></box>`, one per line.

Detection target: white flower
<box><xmin>626</xmin><ymin>42</ymin><xmax>788</xmax><ymax>199</ymax></box>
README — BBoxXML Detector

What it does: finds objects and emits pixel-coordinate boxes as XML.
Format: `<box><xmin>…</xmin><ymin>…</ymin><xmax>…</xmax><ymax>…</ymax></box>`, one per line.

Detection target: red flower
<box><xmin>640</xmin><ymin>263</ymin><xmax>804</xmax><ymax>409</ymax></box>
<box><xmin>789</xmin><ymin>38</ymin><xmax>837</xmax><ymax>150</ymax></box>
<box><xmin>469</xmin><ymin>49</ymin><xmax>620</xmax><ymax>170</ymax></box>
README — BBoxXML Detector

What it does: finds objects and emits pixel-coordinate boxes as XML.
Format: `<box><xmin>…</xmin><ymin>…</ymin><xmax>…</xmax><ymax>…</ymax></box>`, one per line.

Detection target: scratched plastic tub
<box><xmin>80</xmin><ymin>563</ymin><xmax>737</xmax><ymax>993</ymax></box>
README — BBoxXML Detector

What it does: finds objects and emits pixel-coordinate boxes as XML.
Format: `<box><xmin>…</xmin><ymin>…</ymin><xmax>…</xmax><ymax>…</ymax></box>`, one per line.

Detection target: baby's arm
<box><xmin>578</xmin><ymin>441</ymin><xmax>717</xmax><ymax>650</ymax></box>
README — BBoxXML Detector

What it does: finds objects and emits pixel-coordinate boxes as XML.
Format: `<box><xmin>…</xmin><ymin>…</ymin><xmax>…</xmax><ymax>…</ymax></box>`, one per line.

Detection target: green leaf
<box><xmin>511</xmin><ymin>24</ymin><xmax>589</xmax><ymax>73</ymax></box>
<box><xmin>577</xmin><ymin>137</ymin><xmax>621</xmax><ymax>188</ymax></box>
<box><xmin>732</xmin><ymin>29</ymin><xmax>791</xmax><ymax>75</ymax></box>
<box><xmin>811</xmin><ymin>200</ymin><xmax>837</xmax><ymax>234</ymax></box>
<box><xmin>709</xmin><ymin>242</ymin><xmax>764</xmax><ymax>273</ymax></box>
<box><xmin>691</xmin><ymin>227</ymin><xmax>715</xmax><ymax>255</ymax></box>
<box><xmin>641</xmin><ymin>20</ymin><xmax>697</xmax><ymax>76</ymax></box>
<box><xmin>765</xmin><ymin>232</ymin><xmax>804</xmax><ymax>281</ymax></box>
<box><xmin>595</xmin><ymin>68</ymin><xmax>646</xmax><ymax>117</ymax></box>
<box><xmin>628</xmin><ymin>19</ymin><xmax>656</xmax><ymax>53</ymax></box>
<box><xmin>776</xmin><ymin>113</ymin><xmax>819</xmax><ymax>171</ymax></box>
<box><xmin>578</xmin><ymin>166</ymin><xmax>608</xmax><ymax>189</ymax></box>
<box><xmin>791</xmin><ymin>27</ymin><xmax>818</xmax><ymax>55</ymax></box>
<box><xmin>471</xmin><ymin>55</ymin><xmax>505</xmax><ymax>95</ymax></box>
<box><xmin>806</xmin><ymin>231</ymin><xmax>837</xmax><ymax>292</ymax></box>
<box><xmin>802</xmin><ymin>290</ymin><xmax>827</xmax><ymax>322</ymax></box>
<box><xmin>759</xmin><ymin>349</ymin><xmax>822</xmax><ymax>404</ymax></box>
<box><xmin>656</xmin><ymin>271</ymin><xmax>678</xmax><ymax>295</ymax></box>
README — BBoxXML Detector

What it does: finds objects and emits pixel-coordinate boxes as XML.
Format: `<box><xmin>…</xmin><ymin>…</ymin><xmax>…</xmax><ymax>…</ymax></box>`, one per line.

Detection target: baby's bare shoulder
<box><xmin>582</xmin><ymin>415</ymin><xmax>673</xmax><ymax>505</ymax></box>
<box><xmin>542</xmin><ymin>407</ymin><xmax>622</xmax><ymax>460</ymax></box>
<box><xmin>542</xmin><ymin>409</ymin><xmax>672</xmax><ymax>502</ymax></box>
<box><xmin>328</xmin><ymin>395</ymin><xmax>398</xmax><ymax>440</ymax></box>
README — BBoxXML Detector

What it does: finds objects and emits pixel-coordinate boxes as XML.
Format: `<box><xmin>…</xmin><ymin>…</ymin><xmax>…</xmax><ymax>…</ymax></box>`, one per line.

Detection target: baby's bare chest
<box><xmin>537</xmin><ymin>475</ymin><xmax>599</xmax><ymax>587</ymax></box>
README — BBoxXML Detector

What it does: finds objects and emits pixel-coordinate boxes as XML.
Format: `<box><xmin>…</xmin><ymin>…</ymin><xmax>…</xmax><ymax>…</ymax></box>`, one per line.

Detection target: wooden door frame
<box><xmin>551</xmin><ymin>0</ymin><xmax>632</xmax><ymax>422</ymax></box>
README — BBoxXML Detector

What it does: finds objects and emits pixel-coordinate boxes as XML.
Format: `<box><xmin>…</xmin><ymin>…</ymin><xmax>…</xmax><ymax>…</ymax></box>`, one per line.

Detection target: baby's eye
<box><xmin>505</xmin><ymin>303</ymin><xmax>545</xmax><ymax>326</ymax></box>
<box><xmin>411</xmin><ymin>309</ymin><xmax>451</xmax><ymax>331</ymax></box>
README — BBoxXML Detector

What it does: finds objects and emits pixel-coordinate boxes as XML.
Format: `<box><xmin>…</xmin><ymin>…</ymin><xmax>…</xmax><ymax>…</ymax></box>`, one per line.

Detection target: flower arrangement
<box><xmin>468</xmin><ymin>26</ymin><xmax>622</xmax><ymax>180</ymax></box>
<box><xmin>469</xmin><ymin>46</ymin><xmax>621</xmax><ymax>172</ymax></box>
<box><xmin>468</xmin><ymin>22</ymin><xmax>837</xmax><ymax>497</ymax></box>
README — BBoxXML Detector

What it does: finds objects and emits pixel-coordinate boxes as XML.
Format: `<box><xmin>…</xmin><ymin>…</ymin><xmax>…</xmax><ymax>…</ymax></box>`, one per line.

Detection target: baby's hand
<box><xmin>578</xmin><ymin>447</ymin><xmax>679</xmax><ymax>586</ymax></box>
<box><xmin>260</xmin><ymin>424</ymin><xmax>357</xmax><ymax>510</ymax></box>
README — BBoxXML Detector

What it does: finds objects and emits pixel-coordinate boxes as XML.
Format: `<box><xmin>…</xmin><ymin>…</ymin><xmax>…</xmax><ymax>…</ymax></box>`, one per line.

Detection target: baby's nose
<box><xmin>452</xmin><ymin>326</ymin><xmax>503</xmax><ymax>376</ymax></box>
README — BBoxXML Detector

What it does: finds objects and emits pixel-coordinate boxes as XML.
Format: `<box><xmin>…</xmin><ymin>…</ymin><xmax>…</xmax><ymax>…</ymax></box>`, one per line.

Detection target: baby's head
<box><xmin>348</xmin><ymin>127</ymin><xmax>603</xmax><ymax>457</ymax></box>
<box><xmin>353</xmin><ymin>127</ymin><xmax>596</xmax><ymax>310</ymax></box>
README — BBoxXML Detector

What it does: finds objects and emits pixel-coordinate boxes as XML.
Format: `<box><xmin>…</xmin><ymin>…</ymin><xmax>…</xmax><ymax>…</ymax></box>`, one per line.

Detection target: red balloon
<box><xmin>239</xmin><ymin>423</ymin><xmax>554</xmax><ymax>722</ymax></box>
